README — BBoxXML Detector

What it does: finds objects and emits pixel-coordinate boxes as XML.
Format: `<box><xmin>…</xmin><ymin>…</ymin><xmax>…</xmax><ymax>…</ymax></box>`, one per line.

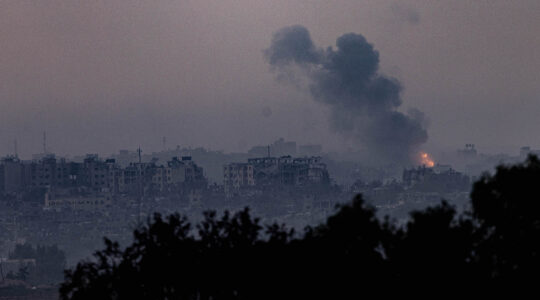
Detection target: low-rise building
<box><xmin>224</xmin><ymin>156</ymin><xmax>330</xmax><ymax>194</ymax></box>
<box><xmin>402</xmin><ymin>164</ymin><xmax>470</xmax><ymax>192</ymax></box>
<box><xmin>44</xmin><ymin>189</ymin><xmax>112</xmax><ymax>212</ymax></box>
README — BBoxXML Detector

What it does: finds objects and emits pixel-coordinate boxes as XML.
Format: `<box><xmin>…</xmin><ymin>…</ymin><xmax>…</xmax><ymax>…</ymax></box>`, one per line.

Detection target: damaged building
<box><xmin>224</xmin><ymin>156</ymin><xmax>330</xmax><ymax>195</ymax></box>
<box><xmin>402</xmin><ymin>164</ymin><xmax>470</xmax><ymax>192</ymax></box>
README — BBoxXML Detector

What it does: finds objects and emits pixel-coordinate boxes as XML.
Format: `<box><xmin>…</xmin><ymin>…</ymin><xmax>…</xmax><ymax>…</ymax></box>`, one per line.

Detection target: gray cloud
<box><xmin>265</xmin><ymin>25</ymin><xmax>428</xmax><ymax>165</ymax></box>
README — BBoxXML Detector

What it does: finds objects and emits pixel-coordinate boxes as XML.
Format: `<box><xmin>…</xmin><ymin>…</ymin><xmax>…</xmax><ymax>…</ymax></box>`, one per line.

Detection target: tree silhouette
<box><xmin>471</xmin><ymin>155</ymin><xmax>540</xmax><ymax>281</ymax></box>
<box><xmin>60</xmin><ymin>155</ymin><xmax>540</xmax><ymax>298</ymax></box>
<box><xmin>385</xmin><ymin>201</ymin><xmax>477</xmax><ymax>288</ymax></box>
<box><xmin>61</xmin><ymin>199</ymin><xmax>393</xmax><ymax>299</ymax></box>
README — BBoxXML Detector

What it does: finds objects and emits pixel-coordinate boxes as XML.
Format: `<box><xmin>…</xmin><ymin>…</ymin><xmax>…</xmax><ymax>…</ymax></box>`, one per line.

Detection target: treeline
<box><xmin>60</xmin><ymin>156</ymin><xmax>540</xmax><ymax>299</ymax></box>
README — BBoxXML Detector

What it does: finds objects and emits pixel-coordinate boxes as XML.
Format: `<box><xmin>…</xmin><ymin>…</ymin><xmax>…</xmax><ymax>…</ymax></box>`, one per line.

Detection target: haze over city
<box><xmin>1</xmin><ymin>0</ymin><xmax>540</xmax><ymax>158</ymax></box>
<box><xmin>2</xmin><ymin>1</ymin><xmax>540</xmax><ymax>298</ymax></box>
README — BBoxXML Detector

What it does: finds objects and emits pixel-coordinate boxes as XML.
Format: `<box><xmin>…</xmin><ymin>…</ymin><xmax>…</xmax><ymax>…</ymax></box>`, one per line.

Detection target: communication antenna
<box><xmin>267</xmin><ymin>145</ymin><xmax>271</xmax><ymax>157</ymax></box>
<box><xmin>162</xmin><ymin>136</ymin><xmax>167</xmax><ymax>151</ymax></box>
<box><xmin>14</xmin><ymin>139</ymin><xmax>18</xmax><ymax>158</ymax></box>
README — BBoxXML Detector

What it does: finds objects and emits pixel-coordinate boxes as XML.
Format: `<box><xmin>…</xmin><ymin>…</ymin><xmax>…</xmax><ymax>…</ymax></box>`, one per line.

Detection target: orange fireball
<box><xmin>420</xmin><ymin>152</ymin><xmax>435</xmax><ymax>167</ymax></box>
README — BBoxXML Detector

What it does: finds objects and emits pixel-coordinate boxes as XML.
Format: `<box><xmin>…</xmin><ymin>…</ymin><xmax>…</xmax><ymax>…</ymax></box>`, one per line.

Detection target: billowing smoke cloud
<box><xmin>265</xmin><ymin>25</ymin><xmax>428</xmax><ymax>165</ymax></box>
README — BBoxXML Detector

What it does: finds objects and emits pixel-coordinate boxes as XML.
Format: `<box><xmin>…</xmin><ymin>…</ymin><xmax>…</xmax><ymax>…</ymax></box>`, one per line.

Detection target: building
<box><xmin>0</xmin><ymin>152</ymin><xmax>208</xmax><ymax>204</ymax></box>
<box><xmin>118</xmin><ymin>162</ymin><xmax>155</xmax><ymax>194</ymax></box>
<box><xmin>167</xmin><ymin>156</ymin><xmax>206</xmax><ymax>186</ymax></box>
<box><xmin>44</xmin><ymin>190</ymin><xmax>112</xmax><ymax>212</ymax></box>
<box><xmin>282</xmin><ymin>157</ymin><xmax>329</xmax><ymax>186</ymax></box>
<box><xmin>402</xmin><ymin>164</ymin><xmax>470</xmax><ymax>192</ymax></box>
<box><xmin>224</xmin><ymin>155</ymin><xmax>330</xmax><ymax>193</ymax></box>
<box><xmin>249</xmin><ymin>157</ymin><xmax>280</xmax><ymax>186</ymax></box>
<box><xmin>223</xmin><ymin>163</ymin><xmax>254</xmax><ymax>194</ymax></box>
<box><xmin>22</xmin><ymin>155</ymin><xmax>86</xmax><ymax>189</ymax></box>
<box><xmin>151</xmin><ymin>165</ymin><xmax>171</xmax><ymax>192</ymax></box>
<box><xmin>0</xmin><ymin>156</ymin><xmax>25</xmax><ymax>194</ymax></box>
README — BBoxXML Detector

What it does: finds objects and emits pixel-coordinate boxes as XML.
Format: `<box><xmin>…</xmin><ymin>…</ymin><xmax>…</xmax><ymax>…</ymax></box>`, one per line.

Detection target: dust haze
<box><xmin>1</xmin><ymin>1</ymin><xmax>540</xmax><ymax>158</ymax></box>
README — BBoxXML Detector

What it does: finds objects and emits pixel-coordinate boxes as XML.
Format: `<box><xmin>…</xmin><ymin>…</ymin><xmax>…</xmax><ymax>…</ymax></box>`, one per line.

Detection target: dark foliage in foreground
<box><xmin>60</xmin><ymin>156</ymin><xmax>540</xmax><ymax>299</ymax></box>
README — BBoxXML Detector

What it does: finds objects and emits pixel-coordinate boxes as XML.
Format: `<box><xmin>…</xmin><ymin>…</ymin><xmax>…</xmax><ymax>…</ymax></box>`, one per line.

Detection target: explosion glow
<box><xmin>420</xmin><ymin>152</ymin><xmax>435</xmax><ymax>167</ymax></box>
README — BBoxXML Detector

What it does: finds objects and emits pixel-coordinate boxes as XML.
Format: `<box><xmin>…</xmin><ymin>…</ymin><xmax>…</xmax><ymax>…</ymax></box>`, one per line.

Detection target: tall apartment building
<box><xmin>25</xmin><ymin>155</ymin><xmax>81</xmax><ymax>188</ymax></box>
<box><xmin>223</xmin><ymin>163</ymin><xmax>254</xmax><ymax>194</ymax></box>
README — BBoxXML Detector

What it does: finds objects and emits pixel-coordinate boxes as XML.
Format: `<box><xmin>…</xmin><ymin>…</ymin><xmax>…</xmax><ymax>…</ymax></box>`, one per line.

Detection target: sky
<box><xmin>1</xmin><ymin>0</ymin><xmax>539</xmax><ymax>159</ymax></box>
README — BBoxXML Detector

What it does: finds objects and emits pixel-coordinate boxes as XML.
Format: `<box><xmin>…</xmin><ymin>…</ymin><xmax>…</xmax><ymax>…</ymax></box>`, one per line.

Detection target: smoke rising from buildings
<box><xmin>1</xmin><ymin>2</ymin><xmax>539</xmax><ymax>157</ymax></box>
<box><xmin>265</xmin><ymin>25</ymin><xmax>428</xmax><ymax>165</ymax></box>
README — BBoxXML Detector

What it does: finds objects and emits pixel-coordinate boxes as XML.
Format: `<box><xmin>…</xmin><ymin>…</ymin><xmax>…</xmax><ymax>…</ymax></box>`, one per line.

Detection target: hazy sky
<box><xmin>1</xmin><ymin>0</ymin><xmax>539</xmax><ymax>158</ymax></box>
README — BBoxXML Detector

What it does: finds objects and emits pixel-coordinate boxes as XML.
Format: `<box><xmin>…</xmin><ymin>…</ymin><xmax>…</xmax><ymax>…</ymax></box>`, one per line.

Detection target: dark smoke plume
<box><xmin>264</xmin><ymin>25</ymin><xmax>428</xmax><ymax>165</ymax></box>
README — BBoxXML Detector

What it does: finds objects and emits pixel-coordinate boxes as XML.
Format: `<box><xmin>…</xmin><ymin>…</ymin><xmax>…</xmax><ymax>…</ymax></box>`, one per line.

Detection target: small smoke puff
<box><xmin>261</xmin><ymin>106</ymin><xmax>272</xmax><ymax>118</ymax></box>
<box><xmin>265</xmin><ymin>25</ymin><xmax>428</xmax><ymax>165</ymax></box>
